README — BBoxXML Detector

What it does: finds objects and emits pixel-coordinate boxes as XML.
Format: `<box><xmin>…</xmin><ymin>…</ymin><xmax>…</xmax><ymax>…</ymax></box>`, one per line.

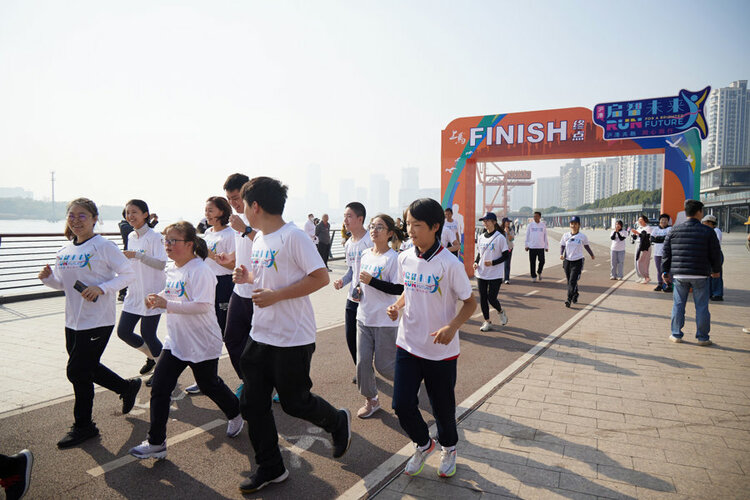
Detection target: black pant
<box><xmin>504</xmin><ymin>248</ymin><xmax>512</xmax><ymax>280</ymax></box>
<box><xmin>65</xmin><ymin>326</ymin><xmax>129</xmax><ymax>427</ymax></box>
<box><xmin>392</xmin><ymin>348</ymin><xmax>458</xmax><ymax>447</ymax></box>
<box><xmin>149</xmin><ymin>349</ymin><xmax>239</xmax><ymax>444</ymax></box>
<box><xmin>215</xmin><ymin>275</ymin><xmax>234</xmax><ymax>334</ymax></box>
<box><xmin>345</xmin><ymin>299</ymin><xmax>358</xmax><ymax>365</ymax></box>
<box><xmin>317</xmin><ymin>242</ymin><xmax>331</xmax><ymax>268</ymax></box>
<box><xmin>239</xmin><ymin>339</ymin><xmax>341</xmax><ymax>474</ymax></box>
<box><xmin>529</xmin><ymin>248</ymin><xmax>545</xmax><ymax>278</ymax></box>
<box><xmin>563</xmin><ymin>258</ymin><xmax>584</xmax><ymax>302</ymax></box>
<box><xmin>224</xmin><ymin>292</ymin><xmax>253</xmax><ymax>380</ymax></box>
<box><xmin>477</xmin><ymin>278</ymin><xmax>503</xmax><ymax>320</ymax></box>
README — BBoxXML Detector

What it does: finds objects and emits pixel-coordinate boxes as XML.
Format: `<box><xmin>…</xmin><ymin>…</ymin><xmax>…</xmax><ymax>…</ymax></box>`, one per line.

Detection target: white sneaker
<box><xmin>227</xmin><ymin>414</ymin><xmax>244</xmax><ymax>438</ymax></box>
<box><xmin>479</xmin><ymin>321</ymin><xmax>492</xmax><ymax>332</ymax></box>
<box><xmin>357</xmin><ymin>397</ymin><xmax>381</xmax><ymax>419</ymax></box>
<box><xmin>404</xmin><ymin>438</ymin><xmax>435</xmax><ymax>476</ymax></box>
<box><xmin>438</xmin><ymin>446</ymin><xmax>457</xmax><ymax>477</ymax></box>
<box><xmin>532</xmin><ymin>276</ymin><xmax>537</xmax><ymax>282</ymax></box>
<box><xmin>499</xmin><ymin>310</ymin><xmax>508</xmax><ymax>326</ymax></box>
<box><xmin>185</xmin><ymin>383</ymin><xmax>200</xmax><ymax>394</ymax></box>
<box><xmin>129</xmin><ymin>440</ymin><xmax>167</xmax><ymax>459</ymax></box>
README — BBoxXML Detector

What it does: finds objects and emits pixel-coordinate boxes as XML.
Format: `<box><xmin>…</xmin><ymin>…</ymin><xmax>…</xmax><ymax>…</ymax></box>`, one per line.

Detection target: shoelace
<box><xmin>0</xmin><ymin>474</ymin><xmax>21</xmax><ymax>488</ymax></box>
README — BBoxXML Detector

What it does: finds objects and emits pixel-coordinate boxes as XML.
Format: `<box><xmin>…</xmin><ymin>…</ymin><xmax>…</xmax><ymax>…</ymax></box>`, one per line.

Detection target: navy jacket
<box><xmin>661</xmin><ymin>218</ymin><xmax>721</xmax><ymax>277</ymax></box>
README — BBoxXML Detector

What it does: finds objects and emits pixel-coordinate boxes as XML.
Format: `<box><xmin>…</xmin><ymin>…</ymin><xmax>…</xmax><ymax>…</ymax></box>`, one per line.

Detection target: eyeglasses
<box><xmin>67</xmin><ymin>213</ymin><xmax>91</xmax><ymax>221</ymax></box>
<box><xmin>164</xmin><ymin>239</ymin><xmax>188</xmax><ymax>245</ymax></box>
<box><xmin>369</xmin><ymin>224</ymin><xmax>387</xmax><ymax>232</ymax></box>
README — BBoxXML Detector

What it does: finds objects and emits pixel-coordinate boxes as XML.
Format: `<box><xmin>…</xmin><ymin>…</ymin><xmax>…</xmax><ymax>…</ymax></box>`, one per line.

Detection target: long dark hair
<box><xmin>163</xmin><ymin>221</ymin><xmax>208</xmax><ymax>260</ymax></box>
<box><xmin>371</xmin><ymin>213</ymin><xmax>406</xmax><ymax>243</ymax></box>
<box><xmin>64</xmin><ymin>198</ymin><xmax>98</xmax><ymax>241</ymax></box>
<box><xmin>125</xmin><ymin>199</ymin><xmax>157</xmax><ymax>228</ymax></box>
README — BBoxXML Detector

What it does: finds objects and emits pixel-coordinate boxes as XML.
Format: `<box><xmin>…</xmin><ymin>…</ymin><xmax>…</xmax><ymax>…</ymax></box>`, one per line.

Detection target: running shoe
<box><xmin>185</xmin><ymin>383</ymin><xmax>200</xmax><ymax>395</ymax></box>
<box><xmin>531</xmin><ymin>276</ymin><xmax>537</xmax><ymax>282</ymax></box>
<box><xmin>332</xmin><ymin>409</ymin><xmax>351</xmax><ymax>458</ymax></box>
<box><xmin>139</xmin><ymin>358</ymin><xmax>156</xmax><ymax>375</ymax></box>
<box><xmin>564</xmin><ymin>300</ymin><xmax>571</xmax><ymax>308</ymax></box>
<box><xmin>227</xmin><ymin>414</ymin><xmax>244</xmax><ymax>438</ymax></box>
<box><xmin>504</xmin><ymin>280</ymin><xmax>510</xmax><ymax>284</ymax></box>
<box><xmin>121</xmin><ymin>378</ymin><xmax>141</xmax><ymax>414</ymax></box>
<box><xmin>239</xmin><ymin>468</ymin><xmax>289</xmax><ymax>494</ymax></box>
<box><xmin>145</xmin><ymin>374</ymin><xmax>154</xmax><ymax>387</ymax></box>
<box><xmin>669</xmin><ymin>335</ymin><xmax>683</xmax><ymax>343</ymax></box>
<box><xmin>697</xmin><ymin>339</ymin><xmax>713</xmax><ymax>347</ymax></box>
<box><xmin>357</xmin><ymin>397</ymin><xmax>381</xmax><ymax>419</ymax></box>
<box><xmin>57</xmin><ymin>424</ymin><xmax>99</xmax><ymax>449</ymax></box>
<box><xmin>129</xmin><ymin>440</ymin><xmax>167</xmax><ymax>460</ymax></box>
<box><xmin>0</xmin><ymin>449</ymin><xmax>33</xmax><ymax>500</ymax></box>
<box><xmin>479</xmin><ymin>321</ymin><xmax>492</xmax><ymax>332</ymax></box>
<box><xmin>499</xmin><ymin>310</ymin><xmax>508</xmax><ymax>326</ymax></box>
<box><xmin>537</xmin><ymin>274</ymin><xmax>543</xmax><ymax>282</ymax></box>
<box><xmin>653</xmin><ymin>285</ymin><xmax>662</xmax><ymax>291</ymax></box>
<box><xmin>404</xmin><ymin>438</ymin><xmax>435</xmax><ymax>476</ymax></box>
<box><xmin>438</xmin><ymin>446</ymin><xmax>457</xmax><ymax>478</ymax></box>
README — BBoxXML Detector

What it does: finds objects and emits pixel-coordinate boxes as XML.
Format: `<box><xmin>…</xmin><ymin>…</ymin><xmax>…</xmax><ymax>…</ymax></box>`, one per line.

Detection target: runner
<box><xmin>116</xmin><ymin>199</ymin><xmax>167</xmax><ymax>386</ymax></box>
<box><xmin>184</xmin><ymin>196</ymin><xmax>235</xmax><ymax>395</ymax></box>
<box><xmin>387</xmin><ymin>198</ymin><xmax>477</xmax><ymax>479</ymax></box>
<box><xmin>38</xmin><ymin>198</ymin><xmax>141</xmax><ymax>448</ymax></box>
<box><xmin>560</xmin><ymin>216</ymin><xmax>595</xmax><ymax>308</ymax></box>
<box><xmin>609</xmin><ymin>220</ymin><xmax>627</xmax><ymax>280</ymax></box>
<box><xmin>650</xmin><ymin>214</ymin><xmax>672</xmax><ymax>291</ymax></box>
<box><xmin>501</xmin><ymin>217</ymin><xmax>515</xmax><ymax>284</ymax></box>
<box><xmin>473</xmin><ymin>212</ymin><xmax>510</xmax><ymax>332</ymax></box>
<box><xmin>355</xmin><ymin>214</ymin><xmax>404</xmax><ymax>418</ymax></box>
<box><xmin>234</xmin><ymin>177</ymin><xmax>351</xmax><ymax>493</ymax></box>
<box><xmin>525</xmin><ymin>211</ymin><xmax>548</xmax><ymax>282</ymax></box>
<box><xmin>129</xmin><ymin>221</ymin><xmax>243</xmax><ymax>460</ymax></box>
<box><xmin>333</xmin><ymin>202</ymin><xmax>373</xmax><ymax>374</ymax></box>
<box><xmin>441</xmin><ymin>207</ymin><xmax>460</xmax><ymax>257</ymax></box>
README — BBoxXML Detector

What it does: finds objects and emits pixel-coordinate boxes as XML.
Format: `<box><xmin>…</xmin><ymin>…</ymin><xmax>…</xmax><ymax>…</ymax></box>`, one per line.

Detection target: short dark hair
<box><xmin>534</xmin><ymin>211</ymin><xmax>542</xmax><ymax>216</ymax></box>
<box><xmin>659</xmin><ymin>213</ymin><xmax>670</xmax><ymax>220</ymax></box>
<box><xmin>639</xmin><ymin>214</ymin><xmax>649</xmax><ymax>224</ymax></box>
<box><xmin>345</xmin><ymin>202</ymin><xmax>366</xmax><ymax>221</ymax></box>
<box><xmin>444</xmin><ymin>207</ymin><xmax>453</xmax><ymax>214</ymax></box>
<box><xmin>223</xmin><ymin>173</ymin><xmax>250</xmax><ymax>192</ymax></box>
<box><xmin>684</xmin><ymin>199</ymin><xmax>704</xmax><ymax>217</ymax></box>
<box><xmin>206</xmin><ymin>196</ymin><xmax>232</xmax><ymax>226</ymax></box>
<box><xmin>241</xmin><ymin>177</ymin><xmax>287</xmax><ymax>215</ymax></box>
<box><xmin>407</xmin><ymin>198</ymin><xmax>444</xmax><ymax>239</ymax></box>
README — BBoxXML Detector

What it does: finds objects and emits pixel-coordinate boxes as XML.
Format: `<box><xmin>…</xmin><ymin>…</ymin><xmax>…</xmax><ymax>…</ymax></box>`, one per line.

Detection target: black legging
<box><xmin>214</xmin><ymin>274</ymin><xmax>234</xmax><ymax>334</ymax></box>
<box><xmin>477</xmin><ymin>278</ymin><xmax>503</xmax><ymax>320</ymax></box>
<box><xmin>345</xmin><ymin>299</ymin><xmax>358</xmax><ymax>364</ymax></box>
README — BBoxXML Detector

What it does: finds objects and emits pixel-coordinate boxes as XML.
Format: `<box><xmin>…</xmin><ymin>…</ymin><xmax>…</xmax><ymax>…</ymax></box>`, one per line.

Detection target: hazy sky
<box><xmin>1</xmin><ymin>0</ymin><xmax>748</xmax><ymax>222</ymax></box>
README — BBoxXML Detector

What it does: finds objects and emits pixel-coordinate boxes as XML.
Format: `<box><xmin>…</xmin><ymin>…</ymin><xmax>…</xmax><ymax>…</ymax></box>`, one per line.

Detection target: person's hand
<box><xmin>386</xmin><ymin>302</ymin><xmax>402</xmax><ymax>321</ymax></box>
<box><xmin>590</xmin><ymin>255</ymin><xmax>595</xmax><ymax>260</ymax></box>
<box><xmin>524</xmin><ymin>247</ymin><xmax>529</xmax><ymax>252</ymax></box>
<box><xmin>662</xmin><ymin>273</ymin><xmax>672</xmax><ymax>284</ymax></box>
<box><xmin>215</xmin><ymin>253</ymin><xmax>233</xmax><ymax>266</ymax></box>
<box><xmin>229</xmin><ymin>214</ymin><xmax>246</xmax><ymax>233</ymax></box>
<box><xmin>710</xmin><ymin>272</ymin><xmax>720</xmax><ymax>278</ymax></box>
<box><xmin>81</xmin><ymin>286</ymin><xmax>104</xmax><ymax>302</ymax></box>
<box><xmin>472</xmin><ymin>262</ymin><xmax>478</xmax><ymax>270</ymax></box>
<box><xmin>333</xmin><ymin>279</ymin><xmax>344</xmax><ymax>290</ymax></box>
<box><xmin>484</xmin><ymin>260</ymin><xmax>492</xmax><ymax>267</ymax></box>
<box><xmin>146</xmin><ymin>293</ymin><xmax>167</xmax><ymax>309</ymax></box>
<box><xmin>545</xmin><ymin>248</ymin><xmax>548</xmax><ymax>252</ymax></box>
<box><xmin>252</xmin><ymin>288</ymin><xmax>279</xmax><ymax>308</ymax></box>
<box><xmin>359</xmin><ymin>271</ymin><xmax>372</xmax><ymax>285</ymax></box>
<box><xmin>38</xmin><ymin>264</ymin><xmax>52</xmax><ymax>280</ymax></box>
<box><xmin>430</xmin><ymin>325</ymin><xmax>456</xmax><ymax>345</ymax></box>
<box><xmin>233</xmin><ymin>265</ymin><xmax>250</xmax><ymax>284</ymax></box>
<box><xmin>123</xmin><ymin>250</ymin><xmax>137</xmax><ymax>259</ymax></box>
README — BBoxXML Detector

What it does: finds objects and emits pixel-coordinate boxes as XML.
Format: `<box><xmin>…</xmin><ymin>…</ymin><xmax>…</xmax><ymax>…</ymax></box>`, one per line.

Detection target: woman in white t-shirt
<box><xmin>116</xmin><ymin>199</ymin><xmax>167</xmax><ymax>381</ymax></box>
<box><xmin>609</xmin><ymin>220</ymin><xmax>627</xmax><ymax>280</ymax></box>
<box><xmin>356</xmin><ymin>214</ymin><xmax>405</xmax><ymax>419</ymax></box>
<box><xmin>473</xmin><ymin>213</ymin><xmax>510</xmax><ymax>332</ymax></box>
<box><xmin>38</xmin><ymin>198</ymin><xmax>141</xmax><ymax>449</ymax></box>
<box><xmin>501</xmin><ymin>217</ymin><xmax>515</xmax><ymax>284</ymax></box>
<box><xmin>630</xmin><ymin>215</ymin><xmax>652</xmax><ymax>284</ymax></box>
<box><xmin>129</xmin><ymin>221</ymin><xmax>243</xmax><ymax>460</ymax></box>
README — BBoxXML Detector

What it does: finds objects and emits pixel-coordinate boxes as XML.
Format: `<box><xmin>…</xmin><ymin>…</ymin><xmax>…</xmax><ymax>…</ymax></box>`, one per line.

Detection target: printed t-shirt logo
<box><xmin>404</xmin><ymin>271</ymin><xmax>442</xmax><ymax>296</ymax></box>
<box><xmin>210</xmin><ymin>242</ymin><xmax>218</xmax><ymax>252</ymax></box>
<box><xmin>58</xmin><ymin>253</ymin><xmax>93</xmax><ymax>270</ymax></box>
<box><xmin>165</xmin><ymin>279</ymin><xmax>189</xmax><ymax>300</ymax></box>
<box><xmin>251</xmin><ymin>248</ymin><xmax>279</xmax><ymax>272</ymax></box>
<box><xmin>362</xmin><ymin>263</ymin><xmax>384</xmax><ymax>279</ymax></box>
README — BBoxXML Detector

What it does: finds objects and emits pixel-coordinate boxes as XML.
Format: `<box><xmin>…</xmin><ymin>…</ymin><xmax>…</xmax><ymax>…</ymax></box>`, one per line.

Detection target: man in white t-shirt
<box><xmin>525</xmin><ymin>211</ymin><xmax>548</xmax><ymax>282</ymax></box>
<box><xmin>304</xmin><ymin>213</ymin><xmax>316</xmax><ymax>242</ymax></box>
<box><xmin>233</xmin><ymin>177</ymin><xmax>351</xmax><ymax>494</ymax></box>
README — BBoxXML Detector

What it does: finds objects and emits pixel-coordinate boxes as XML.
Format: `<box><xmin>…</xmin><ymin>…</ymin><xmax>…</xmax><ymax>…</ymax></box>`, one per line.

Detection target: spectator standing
<box><xmin>662</xmin><ymin>200</ymin><xmax>722</xmax><ymax>346</ymax></box>
<box><xmin>304</xmin><ymin>214</ymin><xmax>317</xmax><ymax>242</ymax></box>
<box><xmin>631</xmin><ymin>215</ymin><xmax>652</xmax><ymax>284</ymax></box>
<box><xmin>315</xmin><ymin>214</ymin><xmax>332</xmax><ymax>271</ymax></box>
<box><xmin>650</xmin><ymin>214</ymin><xmax>672</xmax><ymax>292</ymax></box>
<box><xmin>701</xmin><ymin>214</ymin><xmax>723</xmax><ymax>301</ymax></box>
<box><xmin>609</xmin><ymin>220</ymin><xmax>627</xmax><ymax>280</ymax></box>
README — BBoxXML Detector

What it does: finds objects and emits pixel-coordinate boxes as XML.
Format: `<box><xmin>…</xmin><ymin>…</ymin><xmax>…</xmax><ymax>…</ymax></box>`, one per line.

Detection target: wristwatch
<box><xmin>242</xmin><ymin>226</ymin><xmax>253</xmax><ymax>238</ymax></box>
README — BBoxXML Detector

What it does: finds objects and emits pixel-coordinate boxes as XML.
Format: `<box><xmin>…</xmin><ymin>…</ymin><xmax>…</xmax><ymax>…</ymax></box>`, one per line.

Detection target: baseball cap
<box><xmin>701</xmin><ymin>214</ymin><xmax>717</xmax><ymax>224</ymax></box>
<box><xmin>479</xmin><ymin>212</ymin><xmax>497</xmax><ymax>221</ymax></box>
<box><xmin>569</xmin><ymin>216</ymin><xmax>581</xmax><ymax>224</ymax></box>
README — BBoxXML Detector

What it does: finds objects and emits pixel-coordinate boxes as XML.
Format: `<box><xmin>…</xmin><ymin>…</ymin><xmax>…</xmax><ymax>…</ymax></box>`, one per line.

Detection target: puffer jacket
<box><xmin>662</xmin><ymin>218</ymin><xmax>721</xmax><ymax>277</ymax></box>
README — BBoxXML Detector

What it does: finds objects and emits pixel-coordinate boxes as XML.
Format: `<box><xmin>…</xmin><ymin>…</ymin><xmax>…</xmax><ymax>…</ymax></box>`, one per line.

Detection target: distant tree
<box><xmin>518</xmin><ymin>206</ymin><xmax>533</xmax><ymax>215</ymax></box>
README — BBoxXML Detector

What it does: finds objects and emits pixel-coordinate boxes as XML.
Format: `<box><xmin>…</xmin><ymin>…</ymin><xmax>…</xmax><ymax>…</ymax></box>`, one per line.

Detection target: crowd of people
<box><xmin>1</xmin><ymin>175</ymin><xmax>739</xmax><ymax>498</ymax></box>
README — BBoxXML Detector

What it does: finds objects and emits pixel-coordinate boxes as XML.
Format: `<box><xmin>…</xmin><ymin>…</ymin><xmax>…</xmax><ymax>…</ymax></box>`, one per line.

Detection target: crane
<box><xmin>476</xmin><ymin>163</ymin><xmax>534</xmax><ymax>217</ymax></box>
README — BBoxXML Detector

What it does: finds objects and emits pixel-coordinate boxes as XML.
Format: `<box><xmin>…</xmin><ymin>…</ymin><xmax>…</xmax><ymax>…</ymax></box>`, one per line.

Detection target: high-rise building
<box><xmin>369</xmin><ymin>173</ymin><xmax>390</xmax><ymax>212</ymax></box>
<box><xmin>583</xmin><ymin>158</ymin><xmax>619</xmax><ymax>204</ymax></box>
<box><xmin>560</xmin><ymin>159</ymin><xmax>584</xmax><ymax>209</ymax></box>
<box><xmin>533</xmin><ymin>176</ymin><xmax>561</xmax><ymax>209</ymax></box>
<box><xmin>618</xmin><ymin>154</ymin><xmax>663</xmax><ymax>193</ymax></box>
<box><xmin>701</xmin><ymin>80</ymin><xmax>750</xmax><ymax>195</ymax></box>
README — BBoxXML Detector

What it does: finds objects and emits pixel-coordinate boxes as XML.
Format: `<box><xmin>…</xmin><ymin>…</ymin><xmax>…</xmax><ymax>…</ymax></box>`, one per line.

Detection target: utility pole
<box><xmin>50</xmin><ymin>171</ymin><xmax>56</xmax><ymax>221</ymax></box>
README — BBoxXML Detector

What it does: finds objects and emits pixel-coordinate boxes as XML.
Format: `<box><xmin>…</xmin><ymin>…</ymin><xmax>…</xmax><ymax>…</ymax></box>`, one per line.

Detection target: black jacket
<box><xmin>661</xmin><ymin>218</ymin><xmax>721</xmax><ymax>277</ymax></box>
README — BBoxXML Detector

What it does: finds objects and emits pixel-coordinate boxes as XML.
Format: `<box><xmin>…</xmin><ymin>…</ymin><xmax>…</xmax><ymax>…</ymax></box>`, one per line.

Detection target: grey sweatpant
<box><xmin>356</xmin><ymin>321</ymin><xmax>397</xmax><ymax>399</ymax></box>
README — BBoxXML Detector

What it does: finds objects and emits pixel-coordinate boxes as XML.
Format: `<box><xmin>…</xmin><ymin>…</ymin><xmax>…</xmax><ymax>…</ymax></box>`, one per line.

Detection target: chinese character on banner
<box><xmin>627</xmin><ymin>102</ymin><xmax>642</xmax><ymax>117</ymax></box>
<box><xmin>572</xmin><ymin>119</ymin><xmax>585</xmax><ymax>141</ymax></box>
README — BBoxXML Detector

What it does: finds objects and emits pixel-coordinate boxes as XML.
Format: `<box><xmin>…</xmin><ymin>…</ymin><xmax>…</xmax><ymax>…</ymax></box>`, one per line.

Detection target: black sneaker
<box><xmin>663</xmin><ymin>286</ymin><xmax>673</xmax><ymax>293</ymax></box>
<box><xmin>239</xmin><ymin>468</ymin><xmax>289</xmax><ymax>494</ymax></box>
<box><xmin>121</xmin><ymin>378</ymin><xmax>142</xmax><ymax>414</ymax></box>
<box><xmin>57</xmin><ymin>424</ymin><xmax>99</xmax><ymax>449</ymax></box>
<box><xmin>139</xmin><ymin>358</ymin><xmax>156</xmax><ymax>375</ymax></box>
<box><xmin>145</xmin><ymin>374</ymin><xmax>154</xmax><ymax>387</ymax></box>
<box><xmin>0</xmin><ymin>449</ymin><xmax>33</xmax><ymax>500</ymax></box>
<box><xmin>331</xmin><ymin>408</ymin><xmax>351</xmax><ymax>459</ymax></box>
<box><xmin>572</xmin><ymin>294</ymin><xmax>578</xmax><ymax>304</ymax></box>
<box><xmin>653</xmin><ymin>285</ymin><xmax>663</xmax><ymax>291</ymax></box>
<box><xmin>565</xmin><ymin>300</ymin><xmax>571</xmax><ymax>308</ymax></box>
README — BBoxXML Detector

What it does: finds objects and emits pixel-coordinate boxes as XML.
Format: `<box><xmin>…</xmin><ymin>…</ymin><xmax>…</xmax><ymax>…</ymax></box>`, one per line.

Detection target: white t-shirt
<box><xmin>396</xmin><ymin>247</ymin><xmax>473</xmax><ymax>361</ymax></box>
<box><xmin>714</xmin><ymin>227</ymin><xmax>722</xmax><ymax>244</ymax></box>
<box><xmin>560</xmin><ymin>232</ymin><xmax>590</xmax><ymax>261</ymax></box>
<box><xmin>475</xmin><ymin>231</ymin><xmax>509</xmax><ymax>281</ymax></box>
<box><xmin>525</xmin><ymin>221</ymin><xmax>548</xmax><ymax>249</ymax></box>
<box><xmin>249</xmin><ymin>222</ymin><xmax>325</xmax><ymax>347</ymax></box>
<box><xmin>651</xmin><ymin>226</ymin><xmax>672</xmax><ymax>257</ymax></box>
<box><xmin>440</xmin><ymin>220</ymin><xmax>460</xmax><ymax>250</ymax></box>
<box><xmin>344</xmin><ymin>231</ymin><xmax>373</xmax><ymax>301</ymax></box>
<box><xmin>400</xmin><ymin>239</ymin><xmax>414</xmax><ymax>252</ymax></box>
<box><xmin>42</xmin><ymin>235</ymin><xmax>134</xmax><ymax>330</ymax></box>
<box><xmin>162</xmin><ymin>258</ymin><xmax>223</xmax><ymax>363</ymax></box>
<box><xmin>304</xmin><ymin>219</ymin><xmax>316</xmax><ymax>242</ymax></box>
<box><xmin>123</xmin><ymin>227</ymin><xmax>167</xmax><ymax>316</ymax></box>
<box><xmin>203</xmin><ymin>226</ymin><xmax>235</xmax><ymax>276</ymax></box>
<box><xmin>610</xmin><ymin>229</ymin><xmax>628</xmax><ymax>252</ymax></box>
<box><xmin>233</xmin><ymin>214</ymin><xmax>255</xmax><ymax>299</ymax></box>
<box><xmin>357</xmin><ymin>248</ymin><xmax>400</xmax><ymax>328</ymax></box>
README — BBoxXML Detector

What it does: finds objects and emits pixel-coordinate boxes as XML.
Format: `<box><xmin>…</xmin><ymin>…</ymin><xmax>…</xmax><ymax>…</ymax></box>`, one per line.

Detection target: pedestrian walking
<box><xmin>609</xmin><ymin>220</ymin><xmax>627</xmax><ymax>280</ymax></box>
<box><xmin>631</xmin><ymin>215</ymin><xmax>652</xmax><ymax>284</ymax></box>
<box><xmin>473</xmin><ymin>212</ymin><xmax>509</xmax><ymax>332</ymax></box>
<box><xmin>662</xmin><ymin>199</ymin><xmax>722</xmax><ymax>346</ymax></box>
<box><xmin>560</xmin><ymin>216</ymin><xmax>595</xmax><ymax>308</ymax></box>
<box><xmin>525</xmin><ymin>211</ymin><xmax>548</xmax><ymax>282</ymax></box>
<box><xmin>116</xmin><ymin>200</ymin><xmax>167</xmax><ymax>385</ymax></box>
<box><xmin>38</xmin><ymin>198</ymin><xmax>141</xmax><ymax>448</ymax></box>
<box><xmin>387</xmin><ymin>198</ymin><xmax>477</xmax><ymax>479</ymax></box>
<box><xmin>315</xmin><ymin>214</ymin><xmax>332</xmax><ymax>271</ymax></box>
<box><xmin>650</xmin><ymin>214</ymin><xmax>672</xmax><ymax>291</ymax></box>
<box><xmin>233</xmin><ymin>177</ymin><xmax>351</xmax><ymax>494</ymax></box>
<box><xmin>501</xmin><ymin>217</ymin><xmax>515</xmax><ymax>284</ymax></box>
<box><xmin>129</xmin><ymin>221</ymin><xmax>243</xmax><ymax>460</ymax></box>
<box><xmin>701</xmin><ymin>214</ymin><xmax>724</xmax><ymax>301</ymax></box>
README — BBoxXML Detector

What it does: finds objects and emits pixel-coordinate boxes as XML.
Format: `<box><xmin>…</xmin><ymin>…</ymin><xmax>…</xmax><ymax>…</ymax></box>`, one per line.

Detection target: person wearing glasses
<box><xmin>38</xmin><ymin>198</ymin><xmax>141</xmax><ymax>449</ymax></box>
<box><xmin>355</xmin><ymin>214</ymin><xmax>405</xmax><ymax>419</ymax></box>
<box><xmin>129</xmin><ymin>221</ymin><xmax>243</xmax><ymax>460</ymax></box>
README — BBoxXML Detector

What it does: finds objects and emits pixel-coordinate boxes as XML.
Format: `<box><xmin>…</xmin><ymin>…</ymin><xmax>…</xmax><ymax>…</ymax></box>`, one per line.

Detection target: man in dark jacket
<box><xmin>662</xmin><ymin>199</ymin><xmax>722</xmax><ymax>346</ymax></box>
